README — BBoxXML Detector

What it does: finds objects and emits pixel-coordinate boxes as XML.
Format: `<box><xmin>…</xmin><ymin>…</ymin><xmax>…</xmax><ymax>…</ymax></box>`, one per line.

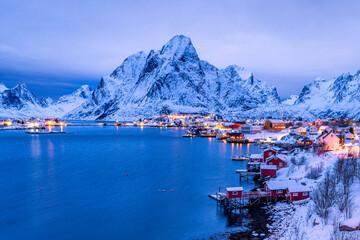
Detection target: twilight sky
<box><xmin>1</xmin><ymin>0</ymin><xmax>360</xmax><ymax>99</ymax></box>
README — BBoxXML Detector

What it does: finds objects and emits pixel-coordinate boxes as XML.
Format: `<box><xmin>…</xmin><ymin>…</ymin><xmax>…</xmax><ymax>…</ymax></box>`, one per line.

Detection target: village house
<box><xmin>260</xmin><ymin>164</ymin><xmax>277</xmax><ymax>177</ymax></box>
<box><xmin>289</xmin><ymin>126</ymin><xmax>306</xmax><ymax>135</ymax></box>
<box><xmin>345</xmin><ymin>132</ymin><xmax>355</xmax><ymax>142</ymax></box>
<box><xmin>263</xmin><ymin>148</ymin><xmax>278</xmax><ymax>161</ymax></box>
<box><xmin>285</xmin><ymin>185</ymin><xmax>311</xmax><ymax>201</ymax></box>
<box><xmin>266</xmin><ymin>154</ymin><xmax>287</xmax><ymax>169</ymax></box>
<box><xmin>239</xmin><ymin>124</ymin><xmax>263</xmax><ymax>134</ymax></box>
<box><xmin>297</xmin><ymin>136</ymin><xmax>313</xmax><ymax>146</ymax></box>
<box><xmin>319</xmin><ymin>125</ymin><xmax>331</xmax><ymax>134</ymax></box>
<box><xmin>307</xmin><ymin>125</ymin><xmax>318</xmax><ymax>135</ymax></box>
<box><xmin>249</xmin><ymin>153</ymin><xmax>264</xmax><ymax>163</ymax></box>
<box><xmin>335</xmin><ymin>125</ymin><xmax>351</xmax><ymax>134</ymax></box>
<box><xmin>226</xmin><ymin>187</ymin><xmax>243</xmax><ymax>199</ymax></box>
<box><xmin>264</xmin><ymin>180</ymin><xmax>297</xmax><ymax>197</ymax></box>
<box><xmin>315</xmin><ymin>118</ymin><xmax>323</xmax><ymax>127</ymax></box>
<box><xmin>264</xmin><ymin>120</ymin><xmax>286</xmax><ymax>131</ymax></box>
<box><xmin>227</xmin><ymin>132</ymin><xmax>244</xmax><ymax>140</ymax></box>
<box><xmin>315</xmin><ymin>131</ymin><xmax>340</xmax><ymax>151</ymax></box>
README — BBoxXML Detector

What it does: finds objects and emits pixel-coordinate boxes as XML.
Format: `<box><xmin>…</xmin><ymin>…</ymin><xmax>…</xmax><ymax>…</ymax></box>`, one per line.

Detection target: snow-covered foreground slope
<box><xmin>65</xmin><ymin>35</ymin><xmax>280</xmax><ymax>120</ymax></box>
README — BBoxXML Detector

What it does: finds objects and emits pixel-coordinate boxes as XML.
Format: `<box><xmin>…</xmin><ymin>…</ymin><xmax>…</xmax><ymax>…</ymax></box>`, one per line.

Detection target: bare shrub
<box><xmin>312</xmin><ymin>171</ymin><xmax>337</xmax><ymax>224</ymax></box>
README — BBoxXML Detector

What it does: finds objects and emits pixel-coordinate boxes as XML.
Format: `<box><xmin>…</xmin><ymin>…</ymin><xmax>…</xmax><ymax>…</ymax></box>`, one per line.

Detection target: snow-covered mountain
<box><xmin>291</xmin><ymin>70</ymin><xmax>360</xmax><ymax>118</ymax></box>
<box><xmin>0</xmin><ymin>83</ymin><xmax>92</xmax><ymax>119</ymax></box>
<box><xmin>47</xmin><ymin>85</ymin><xmax>92</xmax><ymax>117</ymax></box>
<box><xmin>1</xmin><ymin>35</ymin><xmax>359</xmax><ymax>120</ymax></box>
<box><xmin>66</xmin><ymin>35</ymin><xmax>280</xmax><ymax>120</ymax></box>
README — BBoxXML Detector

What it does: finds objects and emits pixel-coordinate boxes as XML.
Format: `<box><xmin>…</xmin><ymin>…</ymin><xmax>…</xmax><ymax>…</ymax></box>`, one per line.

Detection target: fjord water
<box><xmin>0</xmin><ymin>126</ymin><xmax>261</xmax><ymax>240</ymax></box>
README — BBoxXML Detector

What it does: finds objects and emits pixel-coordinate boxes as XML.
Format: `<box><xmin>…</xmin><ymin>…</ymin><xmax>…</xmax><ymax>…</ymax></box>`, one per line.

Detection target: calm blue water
<box><xmin>0</xmin><ymin>126</ymin><xmax>261</xmax><ymax>240</ymax></box>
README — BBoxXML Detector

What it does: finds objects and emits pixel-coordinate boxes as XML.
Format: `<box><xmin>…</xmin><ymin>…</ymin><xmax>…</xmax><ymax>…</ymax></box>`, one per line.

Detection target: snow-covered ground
<box><xmin>266</xmin><ymin>151</ymin><xmax>360</xmax><ymax>239</ymax></box>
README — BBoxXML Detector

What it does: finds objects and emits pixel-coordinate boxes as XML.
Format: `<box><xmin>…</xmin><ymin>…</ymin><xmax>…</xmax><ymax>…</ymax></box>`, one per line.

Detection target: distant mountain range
<box><xmin>1</xmin><ymin>35</ymin><xmax>359</xmax><ymax>120</ymax></box>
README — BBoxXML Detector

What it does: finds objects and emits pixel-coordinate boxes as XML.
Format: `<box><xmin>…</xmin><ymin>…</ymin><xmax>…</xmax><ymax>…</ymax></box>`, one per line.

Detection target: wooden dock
<box><xmin>209</xmin><ymin>189</ymin><xmax>271</xmax><ymax>211</ymax></box>
<box><xmin>236</xmin><ymin>169</ymin><xmax>260</xmax><ymax>182</ymax></box>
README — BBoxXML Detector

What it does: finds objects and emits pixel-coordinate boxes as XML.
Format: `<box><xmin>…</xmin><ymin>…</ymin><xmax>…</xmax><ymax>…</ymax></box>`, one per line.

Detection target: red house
<box><xmin>260</xmin><ymin>165</ymin><xmax>277</xmax><ymax>177</ymax></box>
<box><xmin>266</xmin><ymin>154</ymin><xmax>287</xmax><ymax>169</ymax></box>
<box><xmin>264</xmin><ymin>180</ymin><xmax>297</xmax><ymax>197</ymax></box>
<box><xmin>226</xmin><ymin>187</ymin><xmax>243</xmax><ymax>199</ymax></box>
<box><xmin>286</xmin><ymin>185</ymin><xmax>311</xmax><ymax>201</ymax></box>
<box><xmin>263</xmin><ymin>148</ymin><xmax>278</xmax><ymax>161</ymax></box>
<box><xmin>297</xmin><ymin>137</ymin><xmax>313</xmax><ymax>146</ymax></box>
<box><xmin>228</xmin><ymin>123</ymin><xmax>244</xmax><ymax>129</ymax></box>
<box><xmin>249</xmin><ymin>153</ymin><xmax>264</xmax><ymax>163</ymax></box>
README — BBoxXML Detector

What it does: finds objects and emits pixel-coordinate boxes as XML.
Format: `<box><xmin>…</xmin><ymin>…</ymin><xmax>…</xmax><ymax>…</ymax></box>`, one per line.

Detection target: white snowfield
<box><xmin>2</xmin><ymin>35</ymin><xmax>360</xmax><ymax>120</ymax></box>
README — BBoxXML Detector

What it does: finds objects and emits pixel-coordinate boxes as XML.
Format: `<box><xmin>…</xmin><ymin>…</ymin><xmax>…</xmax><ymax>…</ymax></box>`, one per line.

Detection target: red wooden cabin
<box><xmin>264</xmin><ymin>180</ymin><xmax>297</xmax><ymax>197</ymax></box>
<box><xmin>286</xmin><ymin>185</ymin><xmax>311</xmax><ymax>201</ymax></box>
<box><xmin>263</xmin><ymin>148</ymin><xmax>277</xmax><ymax>161</ymax></box>
<box><xmin>226</xmin><ymin>187</ymin><xmax>243</xmax><ymax>199</ymax></box>
<box><xmin>249</xmin><ymin>153</ymin><xmax>264</xmax><ymax>163</ymax></box>
<box><xmin>266</xmin><ymin>154</ymin><xmax>287</xmax><ymax>169</ymax></box>
<box><xmin>260</xmin><ymin>165</ymin><xmax>277</xmax><ymax>177</ymax></box>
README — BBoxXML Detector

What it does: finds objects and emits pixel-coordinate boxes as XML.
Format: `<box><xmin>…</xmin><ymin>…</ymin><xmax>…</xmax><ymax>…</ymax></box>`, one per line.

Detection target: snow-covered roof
<box><xmin>226</xmin><ymin>187</ymin><xmax>243</xmax><ymax>192</ymax></box>
<box><xmin>287</xmin><ymin>185</ymin><xmax>311</xmax><ymax>193</ymax></box>
<box><xmin>267</xmin><ymin>119</ymin><xmax>286</xmax><ymax>124</ymax></box>
<box><xmin>265</xmin><ymin>180</ymin><xmax>297</xmax><ymax>190</ymax></box>
<box><xmin>261</xmin><ymin>165</ymin><xmax>277</xmax><ymax>170</ymax></box>
<box><xmin>250</xmin><ymin>154</ymin><xmax>263</xmax><ymax>159</ymax></box>
<box><xmin>267</xmin><ymin>154</ymin><xmax>287</xmax><ymax>161</ymax></box>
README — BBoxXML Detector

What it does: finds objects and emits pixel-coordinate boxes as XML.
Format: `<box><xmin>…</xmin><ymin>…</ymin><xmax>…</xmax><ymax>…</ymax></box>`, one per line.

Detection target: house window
<box><xmin>269</xmin><ymin>152</ymin><xmax>272</xmax><ymax>156</ymax></box>
<box><xmin>303</xmin><ymin>192</ymin><xmax>308</xmax><ymax>196</ymax></box>
<box><xmin>276</xmin><ymin>190</ymin><xmax>282</xmax><ymax>194</ymax></box>
<box><xmin>232</xmin><ymin>191</ymin><xmax>238</xmax><ymax>195</ymax></box>
<box><xmin>269</xmin><ymin>162</ymin><xmax>273</xmax><ymax>165</ymax></box>
<box><xmin>279</xmin><ymin>162</ymin><xmax>283</xmax><ymax>166</ymax></box>
<box><xmin>293</xmin><ymin>193</ymin><xmax>298</xmax><ymax>196</ymax></box>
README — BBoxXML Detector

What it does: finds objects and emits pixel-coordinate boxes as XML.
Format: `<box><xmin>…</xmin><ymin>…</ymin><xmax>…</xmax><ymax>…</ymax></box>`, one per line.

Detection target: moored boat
<box><xmin>231</xmin><ymin>155</ymin><xmax>248</xmax><ymax>161</ymax></box>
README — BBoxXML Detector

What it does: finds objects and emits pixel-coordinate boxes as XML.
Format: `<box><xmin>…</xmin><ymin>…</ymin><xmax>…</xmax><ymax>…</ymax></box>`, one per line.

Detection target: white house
<box><xmin>319</xmin><ymin>126</ymin><xmax>331</xmax><ymax>134</ymax></box>
<box><xmin>315</xmin><ymin>131</ymin><xmax>340</xmax><ymax>151</ymax></box>
<box><xmin>289</xmin><ymin>126</ymin><xmax>306</xmax><ymax>135</ymax></box>
<box><xmin>239</xmin><ymin>124</ymin><xmax>263</xmax><ymax>134</ymax></box>
<box><xmin>307</xmin><ymin>125</ymin><xmax>318</xmax><ymax>135</ymax></box>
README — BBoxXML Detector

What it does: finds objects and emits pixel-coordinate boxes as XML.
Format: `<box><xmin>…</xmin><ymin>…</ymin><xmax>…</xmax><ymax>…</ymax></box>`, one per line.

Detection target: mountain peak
<box><xmin>0</xmin><ymin>83</ymin><xmax>8</xmax><ymax>92</ymax></box>
<box><xmin>159</xmin><ymin>35</ymin><xmax>198</xmax><ymax>61</ymax></box>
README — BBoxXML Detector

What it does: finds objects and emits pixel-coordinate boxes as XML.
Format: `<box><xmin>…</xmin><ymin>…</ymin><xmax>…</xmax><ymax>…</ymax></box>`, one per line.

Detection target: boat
<box><xmin>200</xmin><ymin>130</ymin><xmax>217</xmax><ymax>138</ymax></box>
<box><xmin>216</xmin><ymin>133</ymin><xmax>229</xmax><ymax>140</ymax></box>
<box><xmin>25</xmin><ymin>131</ymin><xmax>69</xmax><ymax>134</ymax></box>
<box><xmin>200</xmin><ymin>133</ymin><xmax>217</xmax><ymax>138</ymax></box>
<box><xmin>182</xmin><ymin>134</ymin><xmax>193</xmax><ymax>138</ymax></box>
<box><xmin>231</xmin><ymin>155</ymin><xmax>248</xmax><ymax>161</ymax></box>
